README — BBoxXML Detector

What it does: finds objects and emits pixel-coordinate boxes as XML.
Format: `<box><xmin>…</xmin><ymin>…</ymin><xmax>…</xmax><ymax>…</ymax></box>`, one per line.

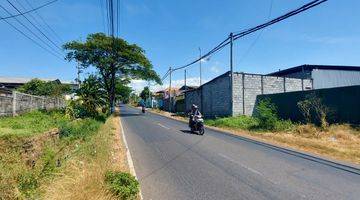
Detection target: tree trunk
<box><xmin>109</xmin><ymin>64</ymin><xmax>116</xmax><ymax>113</ymax></box>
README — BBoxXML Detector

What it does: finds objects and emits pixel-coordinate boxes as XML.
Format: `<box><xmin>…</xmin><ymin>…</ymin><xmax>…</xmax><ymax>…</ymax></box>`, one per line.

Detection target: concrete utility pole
<box><xmin>199</xmin><ymin>47</ymin><xmax>202</xmax><ymax>86</ymax></box>
<box><xmin>169</xmin><ymin>67</ymin><xmax>172</xmax><ymax>112</ymax></box>
<box><xmin>184</xmin><ymin>69</ymin><xmax>187</xmax><ymax>87</ymax></box>
<box><xmin>230</xmin><ymin>32</ymin><xmax>234</xmax><ymax>116</ymax></box>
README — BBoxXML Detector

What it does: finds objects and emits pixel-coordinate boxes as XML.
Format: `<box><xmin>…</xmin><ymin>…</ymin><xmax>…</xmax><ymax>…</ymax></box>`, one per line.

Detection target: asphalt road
<box><xmin>120</xmin><ymin>105</ymin><xmax>360</xmax><ymax>200</ymax></box>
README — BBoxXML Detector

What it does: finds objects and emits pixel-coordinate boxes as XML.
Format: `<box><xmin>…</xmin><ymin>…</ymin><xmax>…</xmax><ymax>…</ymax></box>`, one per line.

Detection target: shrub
<box><xmin>105</xmin><ymin>171</ymin><xmax>139</xmax><ymax>200</ymax></box>
<box><xmin>297</xmin><ymin>93</ymin><xmax>330</xmax><ymax>129</ymax></box>
<box><xmin>17</xmin><ymin>172</ymin><xmax>38</xmax><ymax>198</ymax></box>
<box><xmin>254</xmin><ymin>99</ymin><xmax>279</xmax><ymax>130</ymax></box>
<box><xmin>59</xmin><ymin>119</ymin><xmax>101</xmax><ymax>140</ymax></box>
<box><xmin>206</xmin><ymin>115</ymin><xmax>259</xmax><ymax>130</ymax></box>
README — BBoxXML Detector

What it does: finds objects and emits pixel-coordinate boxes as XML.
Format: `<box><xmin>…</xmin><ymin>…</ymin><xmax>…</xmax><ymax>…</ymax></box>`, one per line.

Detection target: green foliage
<box><xmin>140</xmin><ymin>86</ymin><xmax>152</xmax><ymax>100</ymax></box>
<box><xmin>105</xmin><ymin>171</ymin><xmax>139</xmax><ymax>200</ymax></box>
<box><xmin>59</xmin><ymin>118</ymin><xmax>102</xmax><ymax>140</ymax></box>
<box><xmin>254</xmin><ymin>99</ymin><xmax>279</xmax><ymax>130</ymax></box>
<box><xmin>206</xmin><ymin>115</ymin><xmax>259</xmax><ymax>130</ymax></box>
<box><xmin>297</xmin><ymin>93</ymin><xmax>330</xmax><ymax>129</ymax></box>
<box><xmin>116</xmin><ymin>79</ymin><xmax>132</xmax><ymax>103</ymax></box>
<box><xmin>77</xmin><ymin>75</ymin><xmax>107</xmax><ymax>112</ymax></box>
<box><xmin>64</xmin><ymin>33</ymin><xmax>161</xmax><ymax>112</ymax></box>
<box><xmin>17</xmin><ymin>172</ymin><xmax>38</xmax><ymax>198</ymax></box>
<box><xmin>17</xmin><ymin>78</ymin><xmax>71</xmax><ymax>97</ymax></box>
<box><xmin>0</xmin><ymin>110</ymin><xmax>68</xmax><ymax>138</ymax></box>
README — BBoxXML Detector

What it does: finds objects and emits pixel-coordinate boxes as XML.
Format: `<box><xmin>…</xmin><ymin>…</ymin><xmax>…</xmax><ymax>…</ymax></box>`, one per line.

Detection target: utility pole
<box><xmin>184</xmin><ymin>69</ymin><xmax>187</xmax><ymax>87</ymax></box>
<box><xmin>199</xmin><ymin>47</ymin><xmax>202</xmax><ymax>86</ymax></box>
<box><xmin>230</xmin><ymin>32</ymin><xmax>234</xmax><ymax>116</ymax></box>
<box><xmin>169</xmin><ymin>67</ymin><xmax>172</xmax><ymax>112</ymax></box>
<box><xmin>148</xmin><ymin>81</ymin><xmax>151</xmax><ymax>108</ymax></box>
<box><xmin>76</xmin><ymin>62</ymin><xmax>81</xmax><ymax>89</ymax></box>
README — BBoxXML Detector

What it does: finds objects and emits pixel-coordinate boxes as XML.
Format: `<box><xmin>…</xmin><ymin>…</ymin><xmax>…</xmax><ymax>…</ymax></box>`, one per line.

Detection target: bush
<box><xmin>206</xmin><ymin>115</ymin><xmax>259</xmax><ymax>130</ymax></box>
<box><xmin>254</xmin><ymin>99</ymin><xmax>279</xmax><ymax>130</ymax></box>
<box><xmin>105</xmin><ymin>171</ymin><xmax>139</xmax><ymax>200</ymax></box>
<box><xmin>59</xmin><ymin>119</ymin><xmax>101</xmax><ymax>140</ymax></box>
<box><xmin>297</xmin><ymin>93</ymin><xmax>330</xmax><ymax>129</ymax></box>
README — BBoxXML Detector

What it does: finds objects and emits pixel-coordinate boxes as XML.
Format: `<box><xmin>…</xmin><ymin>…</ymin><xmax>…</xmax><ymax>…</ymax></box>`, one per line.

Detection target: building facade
<box><xmin>185</xmin><ymin>71</ymin><xmax>312</xmax><ymax>118</ymax></box>
<box><xmin>268</xmin><ymin>65</ymin><xmax>360</xmax><ymax>89</ymax></box>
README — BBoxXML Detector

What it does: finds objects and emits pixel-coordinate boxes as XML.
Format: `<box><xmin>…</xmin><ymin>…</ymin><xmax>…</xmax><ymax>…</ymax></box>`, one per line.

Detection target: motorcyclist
<box><xmin>189</xmin><ymin>104</ymin><xmax>202</xmax><ymax>127</ymax></box>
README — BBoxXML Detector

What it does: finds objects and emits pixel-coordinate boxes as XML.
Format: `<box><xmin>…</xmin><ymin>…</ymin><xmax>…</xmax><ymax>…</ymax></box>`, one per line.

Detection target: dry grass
<box><xmin>150</xmin><ymin>108</ymin><xmax>360</xmax><ymax>165</ymax></box>
<box><xmin>42</xmin><ymin>115</ymin><xmax>130</xmax><ymax>200</ymax></box>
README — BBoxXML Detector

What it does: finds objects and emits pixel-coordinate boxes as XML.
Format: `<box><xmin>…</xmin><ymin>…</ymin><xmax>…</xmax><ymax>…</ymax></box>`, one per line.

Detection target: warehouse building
<box><xmin>185</xmin><ymin>71</ymin><xmax>312</xmax><ymax>118</ymax></box>
<box><xmin>268</xmin><ymin>64</ymin><xmax>360</xmax><ymax>89</ymax></box>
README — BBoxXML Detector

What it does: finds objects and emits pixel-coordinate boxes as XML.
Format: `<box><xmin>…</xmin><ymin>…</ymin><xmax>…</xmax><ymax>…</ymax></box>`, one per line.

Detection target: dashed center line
<box><xmin>218</xmin><ymin>153</ymin><xmax>263</xmax><ymax>176</ymax></box>
<box><xmin>157</xmin><ymin>123</ymin><xmax>170</xmax><ymax>130</ymax></box>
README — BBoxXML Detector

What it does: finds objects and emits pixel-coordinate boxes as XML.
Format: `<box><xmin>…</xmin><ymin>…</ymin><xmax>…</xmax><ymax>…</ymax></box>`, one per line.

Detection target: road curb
<box><xmin>119</xmin><ymin>116</ymin><xmax>144</xmax><ymax>200</ymax></box>
<box><xmin>143</xmin><ymin>107</ymin><xmax>360</xmax><ymax>175</ymax></box>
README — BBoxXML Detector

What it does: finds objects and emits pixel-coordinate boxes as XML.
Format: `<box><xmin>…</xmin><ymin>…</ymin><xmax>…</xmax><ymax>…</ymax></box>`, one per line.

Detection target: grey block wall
<box><xmin>185</xmin><ymin>71</ymin><xmax>312</xmax><ymax>118</ymax></box>
<box><xmin>185</xmin><ymin>73</ymin><xmax>232</xmax><ymax>118</ymax></box>
<box><xmin>0</xmin><ymin>91</ymin><xmax>65</xmax><ymax>116</ymax></box>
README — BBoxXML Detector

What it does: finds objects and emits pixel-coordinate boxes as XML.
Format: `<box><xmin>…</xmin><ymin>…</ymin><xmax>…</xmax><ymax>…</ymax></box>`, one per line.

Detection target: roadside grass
<box><xmin>0</xmin><ymin>110</ymin><xmax>68</xmax><ymax>138</ymax></box>
<box><xmin>42</xmin><ymin>113</ymin><xmax>137</xmax><ymax>200</ymax></box>
<box><xmin>0</xmin><ymin>110</ymin><xmax>104</xmax><ymax>199</ymax></box>
<box><xmin>205</xmin><ymin>117</ymin><xmax>360</xmax><ymax>164</ymax></box>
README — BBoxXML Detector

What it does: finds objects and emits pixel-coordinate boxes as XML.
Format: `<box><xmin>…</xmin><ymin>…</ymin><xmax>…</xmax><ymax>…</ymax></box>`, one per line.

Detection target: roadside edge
<box><xmin>119</xmin><ymin>114</ymin><xmax>144</xmax><ymax>200</ymax></box>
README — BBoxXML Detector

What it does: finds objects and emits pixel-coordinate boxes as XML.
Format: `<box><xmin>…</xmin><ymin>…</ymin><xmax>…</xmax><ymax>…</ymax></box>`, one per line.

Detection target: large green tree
<box><xmin>140</xmin><ymin>86</ymin><xmax>152</xmax><ymax>100</ymax></box>
<box><xmin>64</xmin><ymin>33</ymin><xmax>161</xmax><ymax>112</ymax></box>
<box><xmin>17</xmin><ymin>78</ymin><xmax>71</xmax><ymax>97</ymax></box>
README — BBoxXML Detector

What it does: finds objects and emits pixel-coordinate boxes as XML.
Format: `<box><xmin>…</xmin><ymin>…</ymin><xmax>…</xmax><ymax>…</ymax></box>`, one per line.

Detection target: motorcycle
<box><xmin>189</xmin><ymin>114</ymin><xmax>205</xmax><ymax>135</ymax></box>
<box><xmin>141</xmin><ymin>106</ymin><xmax>146</xmax><ymax>113</ymax></box>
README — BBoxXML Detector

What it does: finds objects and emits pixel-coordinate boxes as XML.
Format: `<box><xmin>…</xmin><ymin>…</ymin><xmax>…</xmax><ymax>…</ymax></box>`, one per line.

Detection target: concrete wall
<box><xmin>233</xmin><ymin>73</ymin><xmax>312</xmax><ymax>116</ymax></box>
<box><xmin>0</xmin><ymin>91</ymin><xmax>65</xmax><ymax>116</ymax></box>
<box><xmin>185</xmin><ymin>73</ymin><xmax>231</xmax><ymax>118</ymax></box>
<box><xmin>185</xmin><ymin>71</ymin><xmax>312</xmax><ymax>118</ymax></box>
<box><xmin>256</xmin><ymin>85</ymin><xmax>360</xmax><ymax>124</ymax></box>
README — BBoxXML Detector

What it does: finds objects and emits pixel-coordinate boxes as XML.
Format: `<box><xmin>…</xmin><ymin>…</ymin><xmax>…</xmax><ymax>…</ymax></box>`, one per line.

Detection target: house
<box><xmin>268</xmin><ymin>64</ymin><xmax>360</xmax><ymax>89</ymax></box>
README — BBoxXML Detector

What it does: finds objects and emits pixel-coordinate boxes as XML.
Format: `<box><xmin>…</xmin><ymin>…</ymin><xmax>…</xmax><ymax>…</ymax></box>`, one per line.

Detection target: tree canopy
<box><xmin>64</xmin><ymin>33</ymin><xmax>161</xmax><ymax>112</ymax></box>
<box><xmin>17</xmin><ymin>79</ymin><xmax>71</xmax><ymax>97</ymax></box>
<box><xmin>140</xmin><ymin>86</ymin><xmax>152</xmax><ymax>100</ymax></box>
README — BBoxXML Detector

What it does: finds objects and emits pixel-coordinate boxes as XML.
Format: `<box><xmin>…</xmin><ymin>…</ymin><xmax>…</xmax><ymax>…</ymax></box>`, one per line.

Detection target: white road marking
<box><xmin>120</xmin><ymin>117</ymin><xmax>144</xmax><ymax>200</ymax></box>
<box><xmin>157</xmin><ymin>123</ymin><xmax>171</xmax><ymax>130</ymax></box>
<box><xmin>218</xmin><ymin>153</ymin><xmax>263</xmax><ymax>176</ymax></box>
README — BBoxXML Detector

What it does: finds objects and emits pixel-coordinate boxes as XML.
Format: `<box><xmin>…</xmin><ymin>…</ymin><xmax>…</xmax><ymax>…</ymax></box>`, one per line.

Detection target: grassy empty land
<box><xmin>206</xmin><ymin>115</ymin><xmax>360</xmax><ymax>165</ymax></box>
<box><xmin>0</xmin><ymin>109</ymin><xmax>137</xmax><ymax>200</ymax></box>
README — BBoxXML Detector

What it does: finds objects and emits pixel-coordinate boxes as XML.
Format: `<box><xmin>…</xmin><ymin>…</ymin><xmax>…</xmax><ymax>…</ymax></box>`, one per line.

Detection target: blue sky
<box><xmin>0</xmin><ymin>0</ymin><xmax>359</xmax><ymax>91</ymax></box>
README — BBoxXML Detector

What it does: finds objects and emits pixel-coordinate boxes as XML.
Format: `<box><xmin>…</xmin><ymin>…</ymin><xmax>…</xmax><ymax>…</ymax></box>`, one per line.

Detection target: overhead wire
<box><xmin>14</xmin><ymin>0</ymin><xmax>61</xmax><ymax>46</ymax></box>
<box><xmin>0</xmin><ymin>4</ymin><xmax>63</xmax><ymax>57</ymax></box>
<box><xmin>170</xmin><ymin>0</ymin><xmax>328</xmax><ymax>74</ymax></box>
<box><xmin>0</xmin><ymin>0</ymin><xmax>58</xmax><ymax>20</ymax></box>
<box><xmin>0</xmin><ymin>13</ymin><xmax>63</xmax><ymax>60</ymax></box>
<box><xmin>6</xmin><ymin>0</ymin><xmax>63</xmax><ymax>52</ymax></box>
<box><xmin>23</xmin><ymin>0</ymin><xmax>63</xmax><ymax>43</ymax></box>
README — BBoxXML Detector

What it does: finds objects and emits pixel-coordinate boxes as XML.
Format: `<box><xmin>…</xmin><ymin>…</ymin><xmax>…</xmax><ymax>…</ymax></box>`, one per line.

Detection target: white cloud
<box><xmin>209</xmin><ymin>61</ymin><xmax>221</xmax><ymax>74</ymax></box>
<box><xmin>129</xmin><ymin>77</ymin><xmax>208</xmax><ymax>93</ymax></box>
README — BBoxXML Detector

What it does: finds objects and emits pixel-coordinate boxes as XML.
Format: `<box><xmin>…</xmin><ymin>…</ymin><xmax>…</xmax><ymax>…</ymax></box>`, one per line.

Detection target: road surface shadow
<box><xmin>180</xmin><ymin>130</ymin><xmax>197</xmax><ymax>135</ymax></box>
<box><xmin>118</xmin><ymin>113</ymin><xmax>141</xmax><ymax>117</ymax></box>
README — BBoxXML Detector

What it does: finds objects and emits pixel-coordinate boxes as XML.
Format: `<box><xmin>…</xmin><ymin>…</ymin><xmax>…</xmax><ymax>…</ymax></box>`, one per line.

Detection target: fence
<box><xmin>256</xmin><ymin>85</ymin><xmax>360</xmax><ymax>124</ymax></box>
<box><xmin>0</xmin><ymin>91</ymin><xmax>66</xmax><ymax>116</ymax></box>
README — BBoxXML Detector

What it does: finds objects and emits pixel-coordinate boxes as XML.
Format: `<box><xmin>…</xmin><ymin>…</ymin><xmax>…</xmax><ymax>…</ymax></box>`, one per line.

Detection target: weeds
<box><xmin>105</xmin><ymin>171</ymin><xmax>139</xmax><ymax>200</ymax></box>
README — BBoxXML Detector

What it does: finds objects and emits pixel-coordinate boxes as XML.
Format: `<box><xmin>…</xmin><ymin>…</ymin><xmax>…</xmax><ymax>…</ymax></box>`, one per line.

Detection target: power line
<box><xmin>0</xmin><ymin>13</ymin><xmax>63</xmax><ymax>60</ymax></box>
<box><xmin>238</xmin><ymin>0</ymin><xmax>274</xmax><ymax>63</ymax></box>
<box><xmin>23</xmin><ymin>0</ymin><xmax>63</xmax><ymax>43</ymax></box>
<box><xmin>6</xmin><ymin>0</ymin><xmax>63</xmax><ymax>52</ymax></box>
<box><xmin>0</xmin><ymin>0</ymin><xmax>58</xmax><ymax>20</ymax></box>
<box><xmin>0</xmin><ymin>4</ymin><xmax>63</xmax><ymax>57</ymax></box>
<box><xmin>171</xmin><ymin>0</ymin><xmax>328</xmax><ymax>73</ymax></box>
<box><xmin>14</xmin><ymin>0</ymin><xmax>61</xmax><ymax>46</ymax></box>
